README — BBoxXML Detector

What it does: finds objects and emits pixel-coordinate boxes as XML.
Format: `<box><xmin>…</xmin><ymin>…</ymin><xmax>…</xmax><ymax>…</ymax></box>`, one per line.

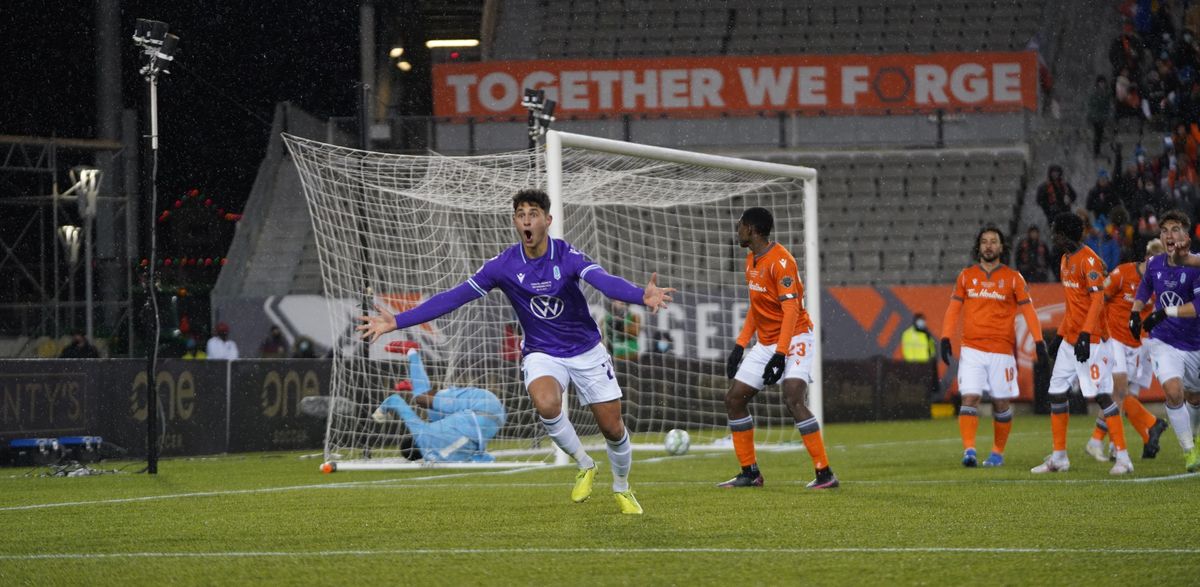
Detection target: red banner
<box><xmin>433</xmin><ymin>52</ymin><xmax>1039</xmax><ymax>118</ymax></box>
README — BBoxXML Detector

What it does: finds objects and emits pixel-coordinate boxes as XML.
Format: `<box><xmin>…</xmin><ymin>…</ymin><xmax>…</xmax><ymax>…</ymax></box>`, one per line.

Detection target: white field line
<box><xmin>2</xmin><ymin>546</ymin><xmax>1198</xmax><ymax>561</ymax></box>
<box><xmin>0</xmin><ymin>432</ymin><xmax>1189</xmax><ymax>513</ymax></box>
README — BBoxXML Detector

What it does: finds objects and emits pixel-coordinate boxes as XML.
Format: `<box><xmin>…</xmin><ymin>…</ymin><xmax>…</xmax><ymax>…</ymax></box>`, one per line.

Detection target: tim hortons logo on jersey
<box><xmin>748</xmin><ymin>282</ymin><xmax>768</xmax><ymax>293</ymax></box>
<box><xmin>967</xmin><ymin>288</ymin><xmax>1007</xmax><ymax>301</ymax></box>
<box><xmin>530</xmin><ymin>295</ymin><xmax>565</xmax><ymax>319</ymax></box>
<box><xmin>1062</xmin><ymin>279</ymin><xmax>1082</xmax><ymax>289</ymax></box>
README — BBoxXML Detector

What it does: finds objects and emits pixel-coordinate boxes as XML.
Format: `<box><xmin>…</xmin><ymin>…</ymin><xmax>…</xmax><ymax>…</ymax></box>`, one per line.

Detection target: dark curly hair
<box><xmin>512</xmin><ymin>188</ymin><xmax>550</xmax><ymax>212</ymax></box>
<box><xmin>971</xmin><ymin>224</ymin><xmax>1009</xmax><ymax>263</ymax></box>
<box><xmin>1052</xmin><ymin>212</ymin><xmax>1085</xmax><ymax>243</ymax></box>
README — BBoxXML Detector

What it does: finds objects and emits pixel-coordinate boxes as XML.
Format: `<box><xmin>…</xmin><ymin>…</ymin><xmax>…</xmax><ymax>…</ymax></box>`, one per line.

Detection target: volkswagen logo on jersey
<box><xmin>530</xmin><ymin>295</ymin><xmax>565</xmax><ymax>319</ymax></box>
<box><xmin>1159</xmin><ymin>290</ymin><xmax>1185</xmax><ymax>308</ymax></box>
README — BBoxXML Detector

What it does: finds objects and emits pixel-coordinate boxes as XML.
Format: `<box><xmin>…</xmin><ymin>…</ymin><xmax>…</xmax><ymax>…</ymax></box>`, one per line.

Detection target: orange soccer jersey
<box><xmin>1104</xmin><ymin>261</ymin><xmax>1151</xmax><ymax>347</ymax></box>
<box><xmin>943</xmin><ymin>264</ymin><xmax>1043</xmax><ymax>354</ymax></box>
<box><xmin>736</xmin><ymin>243</ymin><xmax>812</xmax><ymax>353</ymax></box>
<box><xmin>1059</xmin><ymin>245</ymin><xmax>1107</xmax><ymax>345</ymax></box>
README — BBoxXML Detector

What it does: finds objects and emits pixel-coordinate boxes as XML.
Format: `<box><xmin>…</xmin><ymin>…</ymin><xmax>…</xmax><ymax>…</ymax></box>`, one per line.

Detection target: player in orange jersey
<box><xmin>1031</xmin><ymin>212</ymin><xmax>1133</xmax><ymax>475</ymax></box>
<box><xmin>1086</xmin><ymin>239</ymin><xmax>1168</xmax><ymax>461</ymax></box>
<box><xmin>720</xmin><ymin>207</ymin><xmax>837</xmax><ymax>490</ymax></box>
<box><xmin>941</xmin><ymin>226</ymin><xmax>1049</xmax><ymax>468</ymax></box>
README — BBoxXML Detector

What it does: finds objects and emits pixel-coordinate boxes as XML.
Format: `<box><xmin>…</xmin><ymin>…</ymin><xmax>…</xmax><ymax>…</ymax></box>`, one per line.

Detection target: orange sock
<box><xmin>992</xmin><ymin>407</ymin><xmax>1013</xmax><ymax>454</ymax></box>
<box><xmin>1105</xmin><ymin>414</ymin><xmax>1127</xmax><ymax>452</ymax></box>
<box><xmin>958</xmin><ymin>406</ymin><xmax>979</xmax><ymax>451</ymax></box>
<box><xmin>732</xmin><ymin>429</ymin><xmax>756</xmax><ymax>468</ymax></box>
<box><xmin>1090</xmin><ymin>422</ymin><xmax>1107</xmax><ymax>442</ymax></box>
<box><xmin>801</xmin><ymin>431</ymin><xmax>829</xmax><ymax>470</ymax></box>
<box><xmin>1122</xmin><ymin>395</ymin><xmax>1156</xmax><ymax>443</ymax></box>
<box><xmin>1051</xmin><ymin>411</ymin><xmax>1069</xmax><ymax>452</ymax></box>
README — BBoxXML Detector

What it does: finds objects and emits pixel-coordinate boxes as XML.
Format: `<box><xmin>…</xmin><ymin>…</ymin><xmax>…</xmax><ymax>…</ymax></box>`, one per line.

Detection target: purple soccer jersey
<box><xmin>1136</xmin><ymin>253</ymin><xmax>1200</xmax><ymax>351</ymax></box>
<box><xmin>393</xmin><ymin>238</ymin><xmax>644</xmax><ymax>358</ymax></box>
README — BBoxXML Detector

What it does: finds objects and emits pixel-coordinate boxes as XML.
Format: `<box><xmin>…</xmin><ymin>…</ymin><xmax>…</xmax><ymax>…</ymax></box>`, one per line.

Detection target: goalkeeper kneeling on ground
<box><xmin>373</xmin><ymin>345</ymin><xmax>506</xmax><ymax>462</ymax></box>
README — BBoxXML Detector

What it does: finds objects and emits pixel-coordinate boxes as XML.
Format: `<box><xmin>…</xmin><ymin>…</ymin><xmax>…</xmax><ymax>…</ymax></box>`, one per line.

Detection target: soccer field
<box><xmin>1</xmin><ymin>416</ymin><xmax>1196</xmax><ymax>586</ymax></box>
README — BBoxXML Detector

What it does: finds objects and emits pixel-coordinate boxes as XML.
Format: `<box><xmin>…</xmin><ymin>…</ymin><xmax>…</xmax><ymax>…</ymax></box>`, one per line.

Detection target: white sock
<box><xmin>1052</xmin><ymin>450</ymin><xmax>1068</xmax><ymax>461</ymax></box>
<box><xmin>1188</xmin><ymin>403</ymin><xmax>1200</xmax><ymax>437</ymax></box>
<box><xmin>1165</xmin><ymin>403</ymin><xmax>1195</xmax><ymax>450</ymax></box>
<box><xmin>606</xmin><ymin>429</ymin><xmax>632</xmax><ymax>492</ymax></box>
<box><xmin>539</xmin><ymin>413</ymin><xmax>595</xmax><ymax>469</ymax></box>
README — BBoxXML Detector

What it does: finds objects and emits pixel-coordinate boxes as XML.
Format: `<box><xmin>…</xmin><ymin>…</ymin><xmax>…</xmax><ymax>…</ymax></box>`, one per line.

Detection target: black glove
<box><xmin>726</xmin><ymin>345</ymin><xmax>744</xmax><ymax>379</ymax></box>
<box><xmin>1035</xmin><ymin>340</ymin><xmax>1049</xmax><ymax>365</ymax></box>
<box><xmin>762</xmin><ymin>352</ymin><xmax>786</xmax><ymax>385</ymax></box>
<box><xmin>1128</xmin><ymin>311</ymin><xmax>1142</xmax><ymax>339</ymax></box>
<box><xmin>1073</xmin><ymin>332</ymin><xmax>1091</xmax><ymax>363</ymax></box>
<box><xmin>939</xmin><ymin>338</ymin><xmax>953</xmax><ymax>365</ymax></box>
<box><xmin>1142</xmin><ymin>310</ymin><xmax>1167</xmax><ymax>334</ymax></box>
<box><xmin>1048</xmin><ymin>335</ymin><xmax>1062</xmax><ymax>358</ymax></box>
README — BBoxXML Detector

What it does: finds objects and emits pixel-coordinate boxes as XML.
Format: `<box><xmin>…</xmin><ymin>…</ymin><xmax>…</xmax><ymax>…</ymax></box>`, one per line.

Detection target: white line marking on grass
<box><xmin>3</xmin><ymin>546</ymin><xmax>1198</xmax><ymax>561</ymax></box>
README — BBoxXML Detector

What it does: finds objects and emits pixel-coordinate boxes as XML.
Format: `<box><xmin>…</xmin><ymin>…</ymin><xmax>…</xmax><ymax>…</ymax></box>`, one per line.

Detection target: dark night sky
<box><xmin>3</xmin><ymin>1</ymin><xmax>361</xmax><ymax>208</ymax></box>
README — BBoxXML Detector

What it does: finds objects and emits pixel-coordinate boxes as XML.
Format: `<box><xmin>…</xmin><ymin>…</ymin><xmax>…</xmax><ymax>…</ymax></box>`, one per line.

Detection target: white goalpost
<box><xmin>283</xmin><ymin>131</ymin><xmax>820</xmax><ymax>472</ymax></box>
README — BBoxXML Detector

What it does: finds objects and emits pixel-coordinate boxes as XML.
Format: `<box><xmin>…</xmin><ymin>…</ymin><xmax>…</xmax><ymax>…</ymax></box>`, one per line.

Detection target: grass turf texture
<box><xmin>1</xmin><ymin>416</ymin><xmax>1195</xmax><ymax>586</ymax></box>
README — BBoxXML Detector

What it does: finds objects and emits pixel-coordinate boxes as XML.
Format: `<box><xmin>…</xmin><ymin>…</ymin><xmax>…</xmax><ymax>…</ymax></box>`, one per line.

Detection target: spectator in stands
<box><xmin>1036</xmin><ymin>165</ymin><xmax>1077</xmax><ymax>222</ymax></box>
<box><xmin>651</xmin><ymin>330</ymin><xmax>674</xmax><ymax>354</ymax></box>
<box><xmin>1015</xmin><ymin>226</ymin><xmax>1054</xmax><ymax>283</ymax></box>
<box><xmin>900</xmin><ymin>313</ymin><xmax>939</xmax><ymax>401</ymax></box>
<box><xmin>182</xmin><ymin>337</ymin><xmax>207</xmax><ymax>360</ymax></box>
<box><xmin>604</xmin><ymin>300</ymin><xmax>640</xmax><ymax>361</ymax></box>
<box><xmin>1135</xmin><ymin>205</ymin><xmax>1161</xmax><ymax>253</ymax></box>
<box><xmin>293</xmin><ymin>336</ymin><xmax>318</xmax><ymax>358</ymax></box>
<box><xmin>258</xmin><ymin>326</ymin><xmax>288</xmax><ymax>358</ymax></box>
<box><xmin>1087</xmin><ymin>76</ymin><xmax>1113</xmax><ymax>157</ymax></box>
<box><xmin>1109</xmin><ymin>205</ymin><xmax>1137</xmax><ymax>262</ymax></box>
<box><xmin>59</xmin><ymin>330</ymin><xmax>99</xmax><ymax>359</ymax></box>
<box><xmin>206</xmin><ymin>322</ymin><xmax>239</xmax><ymax>360</ymax></box>
<box><xmin>1084</xmin><ymin>218</ymin><xmax>1121</xmax><ymax>271</ymax></box>
<box><xmin>1087</xmin><ymin>170</ymin><xmax>1119</xmax><ymax>219</ymax></box>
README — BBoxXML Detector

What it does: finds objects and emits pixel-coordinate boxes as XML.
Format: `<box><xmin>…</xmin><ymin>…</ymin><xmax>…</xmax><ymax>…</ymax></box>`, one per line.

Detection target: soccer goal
<box><xmin>284</xmin><ymin>130</ymin><xmax>819</xmax><ymax>472</ymax></box>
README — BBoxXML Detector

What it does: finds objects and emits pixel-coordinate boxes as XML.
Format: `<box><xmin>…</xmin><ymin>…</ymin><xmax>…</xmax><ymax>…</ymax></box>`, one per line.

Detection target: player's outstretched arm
<box><xmin>581</xmin><ymin>265</ymin><xmax>676</xmax><ymax>313</ymax></box>
<box><xmin>357</xmin><ymin>282</ymin><xmax>486</xmax><ymax>342</ymax></box>
<box><xmin>642</xmin><ymin>272</ymin><xmax>677</xmax><ymax>314</ymax></box>
<box><xmin>358</xmin><ymin>303</ymin><xmax>399</xmax><ymax>342</ymax></box>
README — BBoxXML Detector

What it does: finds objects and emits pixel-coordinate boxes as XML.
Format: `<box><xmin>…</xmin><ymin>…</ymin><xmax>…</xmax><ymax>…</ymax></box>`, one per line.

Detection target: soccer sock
<box><xmin>958</xmin><ymin>406</ymin><xmax>979</xmax><ymax>451</ymax></box>
<box><xmin>1165</xmin><ymin>403</ymin><xmax>1195</xmax><ymax>450</ymax></box>
<box><xmin>1090</xmin><ymin>417</ymin><xmax>1107</xmax><ymax>442</ymax></box>
<box><xmin>606</xmin><ymin>429</ymin><xmax>632</xmax><ymax>493</ymax></box>
<box><xmin>1188</xmin><ymin>402</ymin><xmax>1200</xmax><ymax>437</ymax></box>
<box><xmin>729</xmin><ymin>415</ymin><xmax>757</xmax><ymax>470</ymax></box>
<box><xmin>795</xmin><ymin>417</ymin><xmax>829</xmax><ymax>470</ymax></box>
<box><xmin>539</xmin><ymin>413</ymin><xmax>595</xmax><ymax>469</ymax></box>
<box><xmin>1050</xmin><ymin>400</ymin><xmax>1070</xmax><ymax>454</ymax></box>
<box><xmin>1122</xmin><ymin>395</ymin><xmax>1155</xmax><ymax>443</ymax></box>
<box><xmin>991</xmin><ymin>408</ymin><xmax>1013</xmax><ymax>455</ymax></box>
<box><xmin>1103</xmin><ymin>402</ymin><xmax>1127</xmax><ymax>453</ymax></box>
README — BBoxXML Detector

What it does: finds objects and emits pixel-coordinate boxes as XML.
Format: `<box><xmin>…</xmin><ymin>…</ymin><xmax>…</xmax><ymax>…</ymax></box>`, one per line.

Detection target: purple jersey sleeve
<box><xmin>393</xmin><ymin>259</ymin><xmax>497</xmax><ymax>329</ymax></box>
<box><xmin>582</xmin><ymin>266</ymin><xmax>644</xmax><ymax>305</ymax></box>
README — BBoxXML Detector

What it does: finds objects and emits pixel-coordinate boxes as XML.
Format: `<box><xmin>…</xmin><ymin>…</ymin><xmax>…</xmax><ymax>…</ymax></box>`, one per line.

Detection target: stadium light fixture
<box><xmin>57</xmin><ymin>225</ymin><xmax>81</xmax><ymax>265</ymax></box>
<box><xmin>397</xmin><ymin>61</ymin><xmax>412</xmax><ymax>72</ymax></box>
<box><xmin>522</xmin><ymin>88</ymin><xmax>556</xmax><ymax>149</ymax></box>
<box><xmin>389</xmin><ymin>47</ymin><xmax>404</xmax><ymax>58</ymax></box>
<box><xmin>425</xmin><ymin>39</ymin><xmax>479</xmax><ymax>48</ymax></box>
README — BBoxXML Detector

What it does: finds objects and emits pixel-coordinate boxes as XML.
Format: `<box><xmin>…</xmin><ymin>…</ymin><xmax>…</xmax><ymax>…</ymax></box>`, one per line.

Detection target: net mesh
<box><xmin>283</xmin><ymin>134</ymin><xmax>813</xmax><ymax>466</ymax></box>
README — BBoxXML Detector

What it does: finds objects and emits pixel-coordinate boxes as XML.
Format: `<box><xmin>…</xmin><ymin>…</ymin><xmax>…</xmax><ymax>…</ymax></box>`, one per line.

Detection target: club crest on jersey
<box><xmin>1088</xmin><ymin>271</ymin><xmax>1100</xmax><ymax>281</ymax></box>
<box><xmin>530</xmin><ymin>295</ymin><xmax>565</xmax><ymax>319</ymax></box>
<box><xmin>553</xmin><ymin>266</ymin><xmax>561</xmax><ymax>280</ymax></box>
<box><xmin>517</xmin><ymin>273</ymin><xmax>526</xmax><ymax>283</ymax></box>
<box><xmin>781</xmin><ymin>276</ymin><xmax>793</xmax><ymax>288</ymax></box>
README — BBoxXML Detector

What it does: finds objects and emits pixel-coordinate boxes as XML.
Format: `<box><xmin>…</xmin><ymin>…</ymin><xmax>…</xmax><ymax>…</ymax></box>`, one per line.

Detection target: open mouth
<box><xmin>524</xmin><ymin>230</ymin><xmax>533</xmax><ymax>241</ymax></box>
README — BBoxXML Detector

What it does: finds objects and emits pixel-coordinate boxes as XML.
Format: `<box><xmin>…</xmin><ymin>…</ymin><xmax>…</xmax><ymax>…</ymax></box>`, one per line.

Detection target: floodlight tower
<box><xmin>132</xmin><ymin>19</ymin><xmax>179</xmax><ymax>475</ymax></box>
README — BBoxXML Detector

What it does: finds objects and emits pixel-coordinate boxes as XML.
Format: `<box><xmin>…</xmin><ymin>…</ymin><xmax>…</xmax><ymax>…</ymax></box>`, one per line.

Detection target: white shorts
<box><xmin>734</xmin><ymin>332</ymin><xmax>815</xmax><ymax>390</ymax></box>
<box><xmin>1107</xmin><ymin>339</ymin><xmax>1153</xmax><ymax>394</ymax></box>
<box><xmin>1048</xmin><ymin>338</ymin><xmax>1113</xmax><ymax>398</ymax></box>
<box><xmin>1148</xmin><ymin>339</ymin><xmax>1200</xmax><ymax>392</ymax></box>
<box><xmin>522</xmin><ymin>344</ymin><xmax>622</xmax><ymax>406</ymax></box>
<box><xmin>956</xmin><ymin>346</ymin><xmax>1019</xmax><ymax>399</ymax></box>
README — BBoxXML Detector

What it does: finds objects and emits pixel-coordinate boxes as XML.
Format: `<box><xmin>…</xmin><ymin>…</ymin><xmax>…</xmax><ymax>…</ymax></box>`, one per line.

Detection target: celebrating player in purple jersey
<box><xmin>358</xmin><ymin>189</ymin><xmax>675</xmax><ymax>514</ymax></box>
<box><xmin>1129</xmin><ymin>209</ymin><xmax>1200</xmax><ymax>471</ymax></box>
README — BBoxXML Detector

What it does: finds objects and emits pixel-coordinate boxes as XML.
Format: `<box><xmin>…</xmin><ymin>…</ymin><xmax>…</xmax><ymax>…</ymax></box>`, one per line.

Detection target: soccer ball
<box><xmin>664</xmin><ymin>429</ymin><xmax>690</xmax><ymax>456</ymax></box>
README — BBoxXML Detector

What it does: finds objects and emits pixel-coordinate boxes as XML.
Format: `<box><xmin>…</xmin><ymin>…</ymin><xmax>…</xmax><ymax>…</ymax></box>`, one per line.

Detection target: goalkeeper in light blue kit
<box><xmin>358</xmin><ymin>188</ymin><xmax>675</xmax><ymax>515</ymax></box>
<box><xmin>372</xmin><ymin>345</ymin><xmax>506</xmax><ymax>463</ymax></box>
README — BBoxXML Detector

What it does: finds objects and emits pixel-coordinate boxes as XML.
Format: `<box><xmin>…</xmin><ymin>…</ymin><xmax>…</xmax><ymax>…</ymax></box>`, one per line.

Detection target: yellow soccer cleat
<box><xmin>571</xmin><ymin>466</ymin><xmax>596</xmax><ymax>503</ymax></box>
<box><xmin>1186</xmin><ymin>443</ymin><xmax>1200</xmax><ymax>473</ymax></box>
<box><xmin>613</xmin><ymin>490</ymin><xmax>643</xmax><ymax>515</ymax></box>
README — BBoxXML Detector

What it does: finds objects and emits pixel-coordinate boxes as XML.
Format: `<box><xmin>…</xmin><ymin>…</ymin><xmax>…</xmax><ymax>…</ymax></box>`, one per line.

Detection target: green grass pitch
<box><xmin>1</xmin><ymin>416</ymin><xmax>1196</xmax><ymax>585</ymax></box>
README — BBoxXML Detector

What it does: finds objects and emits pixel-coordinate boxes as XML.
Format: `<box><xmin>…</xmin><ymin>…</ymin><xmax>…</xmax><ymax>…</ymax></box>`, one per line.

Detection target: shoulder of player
<box><xmin>764</xmin><ymin>243</ymin><xmax>798</xmax><ymax>268</ymax></box>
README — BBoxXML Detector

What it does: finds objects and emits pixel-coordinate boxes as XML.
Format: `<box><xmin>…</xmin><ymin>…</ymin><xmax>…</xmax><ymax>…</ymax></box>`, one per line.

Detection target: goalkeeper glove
<box><xmin>939</xmin><ymin>338</ymin><xmax>953</xmax><ymax>365</ymax></box>
<box><xmin>1073</xmin><ymin>332</ymin><xmax>1091</xmax><ymax>363</ymax></box>
<box><xmin>1035</xmin><ymin>341</ymin><xmax>1049</xmax><ymax>365</ymax></box>
<box><xmin>1128</xmin><ymin>311</ymin><xmax>1142</xmax><ymax>339</ymax></box>
<box><xmin>1142</xmin><ymin>310</ymin><xmax>1167</xmax><ymax>334</ymax></box>
<box><xmin>762</xmin><ymin>352</ymin><xmax>786</xmax><ymax>385</ymax></box>
<box><xmin>726</xmin><ymin>345</ymin><xmax>744</xmax><ymax>379</ymax></box>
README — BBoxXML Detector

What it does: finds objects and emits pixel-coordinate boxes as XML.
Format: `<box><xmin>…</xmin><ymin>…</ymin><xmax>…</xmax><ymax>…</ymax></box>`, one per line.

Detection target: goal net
<box><xmin>283</xmin><ymin>131</ymin><xmax>819</xmax><ymax>471</ymax></box>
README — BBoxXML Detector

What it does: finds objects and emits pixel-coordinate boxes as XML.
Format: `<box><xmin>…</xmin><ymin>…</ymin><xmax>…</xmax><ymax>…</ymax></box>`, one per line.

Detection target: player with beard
<box><xmin>1032</xmin><ymin>212</ymin><xmax>1134</xmax><ymax>475</ymax></box>
<box><xmin>1130</xmin><ymin>210</ymin><xmax>1200</xmax><ymax>471</ymax></box>
<box><xmin>358</xmin><ymin>189</ymin><xmax>676</xmax><ymax>514</ymax></box>
<box><xmin>941</xmin><ymin>226</ymin><xmax>1048</xmax><ymax>468</ymax></box>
